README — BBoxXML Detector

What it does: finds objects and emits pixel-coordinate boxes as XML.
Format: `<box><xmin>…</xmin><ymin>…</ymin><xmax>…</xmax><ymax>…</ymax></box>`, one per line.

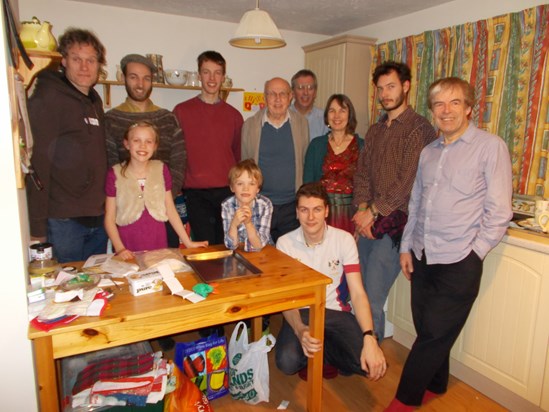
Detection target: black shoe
<box><xmin>157</xmin><ymin>337</ymin><xmax>175</xmax><ymax>352</ymax></box>
<box><xmin>198</xmin><ymin>325</ymin><xmax>225</xmax><ymax>338</ymax></box>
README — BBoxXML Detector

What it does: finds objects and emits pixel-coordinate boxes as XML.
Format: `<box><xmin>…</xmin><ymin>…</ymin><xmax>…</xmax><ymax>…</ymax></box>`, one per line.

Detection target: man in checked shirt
<box><xmin>352</xmin><ymin>61</ymin><xmax>437</xmax><ymax>341</ymax></box>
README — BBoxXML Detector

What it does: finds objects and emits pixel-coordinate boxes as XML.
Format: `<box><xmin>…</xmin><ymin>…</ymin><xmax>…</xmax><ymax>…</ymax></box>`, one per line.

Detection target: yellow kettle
<box><xmin>20</xmin><ymin>16</ymin><xmax>57</xmax><ymax>51</ymax></box>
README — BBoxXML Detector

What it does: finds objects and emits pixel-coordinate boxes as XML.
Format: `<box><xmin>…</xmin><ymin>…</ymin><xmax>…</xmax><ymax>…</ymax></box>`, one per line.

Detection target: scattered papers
<box><xmin>101</xmin><ymin>258</ymin><xmax>139</xmax><ymax>278</ymax></box>
<box><xmin>55</xmin><ymin>288</ymin><xmax>84</xmax><ymax>303</ymax></box>
<box><xmin>156</xmin><ymin>263</ymin><xmax>205</xmax><ymax>303</ymax></box>
<box><xmin>83</xmin><ymin>253</ymin><xmax>114</xmax><ymax>268</ymax></box>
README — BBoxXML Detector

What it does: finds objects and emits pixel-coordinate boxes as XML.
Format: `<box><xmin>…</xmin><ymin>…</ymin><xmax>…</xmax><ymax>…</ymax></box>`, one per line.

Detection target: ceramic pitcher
<box><xmin>20</xmin><ymin>16</ymin><xmax>57</xmax><ymax>51</ymax></box>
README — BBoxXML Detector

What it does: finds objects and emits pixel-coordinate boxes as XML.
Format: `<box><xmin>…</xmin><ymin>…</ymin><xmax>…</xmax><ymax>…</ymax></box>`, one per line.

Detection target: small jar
<box><xmin>28</xmin><ymin>243</ymin><xmax>59</xmax><ymax>276</ymax></box>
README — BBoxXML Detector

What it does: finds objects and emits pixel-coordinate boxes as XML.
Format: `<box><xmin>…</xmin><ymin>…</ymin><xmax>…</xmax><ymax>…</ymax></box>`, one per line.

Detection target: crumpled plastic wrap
<box><xmin>134</xmin><ymin>248</ymin><xmax>192</xmax><ymax>273</ymax></box>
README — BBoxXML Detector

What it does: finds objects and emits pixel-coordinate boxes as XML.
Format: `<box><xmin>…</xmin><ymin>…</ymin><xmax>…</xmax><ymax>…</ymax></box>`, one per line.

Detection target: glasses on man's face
<box><xmin>295</xmin><ymin>84</ymin><xmax>316</xmax><ymax>91</ymax></box>
<box><xmin>265</xmin><ymin>91</ymin><xmax>290</xmax><ymax>100</ymax></box>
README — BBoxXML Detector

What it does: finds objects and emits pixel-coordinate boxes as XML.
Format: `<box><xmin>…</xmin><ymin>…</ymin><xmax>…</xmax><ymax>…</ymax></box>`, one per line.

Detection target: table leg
<box><xmin>307</xmin><ymin>287</ymin><xmax>326</xmax><ymax>412</ymax></box>
<box><xmin>34</xmin><ymin>336</ymin><xmax>59</xmax><ymax>411</ymax></box>
<box><xmin>251</xmin><ymin>316</ymin><xmax>262</xmax><ymax>341</ymax></box>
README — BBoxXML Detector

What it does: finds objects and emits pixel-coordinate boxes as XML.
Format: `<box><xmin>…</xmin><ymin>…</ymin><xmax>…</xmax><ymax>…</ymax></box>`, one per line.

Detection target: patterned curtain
<box><xmin>370</xmin><ymin>5</ymin><xmax>549</xmax><ymax>196</ymax></box>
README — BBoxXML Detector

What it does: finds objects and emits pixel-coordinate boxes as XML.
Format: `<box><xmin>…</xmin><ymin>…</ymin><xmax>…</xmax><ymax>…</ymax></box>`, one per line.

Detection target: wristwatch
<box><xmin>362</xmin><ymin>329</ymin><xmax>376</xmax><ymax>339</ymax></box>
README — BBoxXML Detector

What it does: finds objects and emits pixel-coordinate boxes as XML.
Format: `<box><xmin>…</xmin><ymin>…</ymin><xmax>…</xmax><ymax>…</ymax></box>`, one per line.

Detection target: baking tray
<box><xmin>184</xmin><ymin>250</ymin><xmax>262</xmax><ymax>283</ymax></box>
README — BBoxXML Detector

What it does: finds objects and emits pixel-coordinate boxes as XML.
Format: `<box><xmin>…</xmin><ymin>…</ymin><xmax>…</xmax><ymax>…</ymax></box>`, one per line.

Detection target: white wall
<box><xmin>7</xmin><ymin>1</ymin><xmax>548</xmax><ymax>409</ymax></box>
<box><xmin>0</xmin><ymin>6</ymin><xmax>38</xmax><ymax>412</ymax></box>
<box><xmin>19</xmin><ymin>0</ymin><xmax>328</xmax><ymax>118</ymax></box>
<box><xmin>348</xmin><ymin>0</ymin><xmax>549</xmax><ymax>43</ymax></box>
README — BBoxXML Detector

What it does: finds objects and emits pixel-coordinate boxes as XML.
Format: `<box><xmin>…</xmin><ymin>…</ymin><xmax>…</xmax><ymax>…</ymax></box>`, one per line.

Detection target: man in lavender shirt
<box><xmin>386</xmin><ymin>77</ymin><xmax>513</xmax><ymax>412</ymax></box>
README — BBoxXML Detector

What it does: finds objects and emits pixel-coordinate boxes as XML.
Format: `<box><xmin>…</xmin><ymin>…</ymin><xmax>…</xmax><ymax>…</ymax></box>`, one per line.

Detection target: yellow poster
<box><xmin>243</xmin><ymin>92</ymin><xmax>265</xmax><ymax>112</ymax></box>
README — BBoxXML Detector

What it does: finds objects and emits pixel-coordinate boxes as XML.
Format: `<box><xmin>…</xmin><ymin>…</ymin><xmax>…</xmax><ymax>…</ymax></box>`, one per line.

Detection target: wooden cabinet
<box><xmin>303</xmin><ymin>35</ymin><xmax>376</xmax><ymax>137</ymax></box>
<box><xmin>388</xmin><ymin>238</ymin><xmax>549</xmax><ymax>410</ymax></box>
<box><xmin>97</xmin><ymin>80</ymin><xmax>244</xmax><ymax>108</ymax></box>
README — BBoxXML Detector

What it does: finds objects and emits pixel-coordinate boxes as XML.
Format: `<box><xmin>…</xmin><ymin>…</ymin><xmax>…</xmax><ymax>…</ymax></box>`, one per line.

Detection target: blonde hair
<box><xmin>228</xmin><ymin>159</ymin><xmax>263</xmax><ymax>188</ymax></box>
<box><xmin>121</xmin><ymin>121</ymin><xmax>159</xmax><ymax>176</ymax></box>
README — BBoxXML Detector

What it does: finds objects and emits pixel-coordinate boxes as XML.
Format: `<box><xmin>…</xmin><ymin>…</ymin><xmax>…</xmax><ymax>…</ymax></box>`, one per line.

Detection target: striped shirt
<box><xmin>353</xmin><ymin>107</ymin><xmax>437</xmax><ymax>216</ymax></box>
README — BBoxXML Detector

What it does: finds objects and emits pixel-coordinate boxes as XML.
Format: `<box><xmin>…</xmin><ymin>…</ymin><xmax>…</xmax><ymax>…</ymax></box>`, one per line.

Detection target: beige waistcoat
<box><xmin>113</xmin><ymin>160</ymin><xmax>168</xmax><ymax>226</ymax></box>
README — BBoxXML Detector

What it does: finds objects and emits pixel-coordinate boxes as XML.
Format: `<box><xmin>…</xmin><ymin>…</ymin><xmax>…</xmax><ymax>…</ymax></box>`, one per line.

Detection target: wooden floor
<box><xmin>155</xmin><ymin>314</ymin><xmax>508</xmax><ymax>412</ymax></box>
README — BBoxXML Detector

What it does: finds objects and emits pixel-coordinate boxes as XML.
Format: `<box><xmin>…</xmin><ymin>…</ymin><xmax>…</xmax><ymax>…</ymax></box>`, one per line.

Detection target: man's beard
<box><xmin>126</xmin><ymin>84</ymin><xmax>152</xmax><ymax>102</ymax></box>
<box><xmin>380</xmin><ymin>92</ymin><xmax>406</xmax><ymax>112</ymax></box>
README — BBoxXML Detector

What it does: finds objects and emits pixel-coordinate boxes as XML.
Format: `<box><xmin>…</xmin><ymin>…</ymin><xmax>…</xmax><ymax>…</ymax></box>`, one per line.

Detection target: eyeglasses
<box><xmin>265</xmin><ymin>91</ymin><xmax>291</xmax><ymax>100</ymax></box>
<box><xmin>295</xmin><ymin>84</ymin><xmax>316</xmax><ymax>91</ymax></box>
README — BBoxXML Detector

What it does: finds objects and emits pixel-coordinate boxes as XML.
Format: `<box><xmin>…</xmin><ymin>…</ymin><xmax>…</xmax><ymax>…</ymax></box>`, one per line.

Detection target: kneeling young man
<box><xmin>275</xmin><ymin>182</ymin><xmax>386</xmax><ymax>380</ymax></box>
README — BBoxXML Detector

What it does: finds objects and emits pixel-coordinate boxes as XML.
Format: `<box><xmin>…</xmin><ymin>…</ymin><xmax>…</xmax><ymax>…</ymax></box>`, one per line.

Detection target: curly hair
<box><xmin>57</xmin><ymin>28</ymin><xmax>106</xmax><ymax>65</ymax></box>
<box><xmin>372</xmin><ymin>61</ymin><xmax>411</xmax><ymax>85</ymax></box>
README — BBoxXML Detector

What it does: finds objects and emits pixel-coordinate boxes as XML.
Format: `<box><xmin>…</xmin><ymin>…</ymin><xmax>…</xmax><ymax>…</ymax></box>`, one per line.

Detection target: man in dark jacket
<box><xmin>26</xmin><ymin>28</ymin><xmax>108</xmax><ymax>263</ymax></box>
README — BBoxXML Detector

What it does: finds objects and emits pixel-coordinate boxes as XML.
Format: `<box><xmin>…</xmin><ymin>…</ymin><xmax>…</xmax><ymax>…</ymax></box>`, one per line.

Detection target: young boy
<box><xmin>221</xmin><ymin>159</ymin><xmax>273</xmax><ymax>251</ymax></box>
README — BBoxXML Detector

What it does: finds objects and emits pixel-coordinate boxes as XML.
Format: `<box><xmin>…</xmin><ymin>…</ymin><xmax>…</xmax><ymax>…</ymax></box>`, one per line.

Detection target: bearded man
<box><xmin>105</xmin><ymin>54</ymin><xmax>185</xmax><ymax>200</ymax></box>
<box><xmin>352</xmin><ymin>61</ymin><xmax>437</xmax><ymax>341</ymax></box>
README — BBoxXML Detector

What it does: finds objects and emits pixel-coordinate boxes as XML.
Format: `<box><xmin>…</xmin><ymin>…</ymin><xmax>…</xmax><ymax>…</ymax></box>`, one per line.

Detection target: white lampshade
<box><xmin>229</xmin><ymin>2</ymin><xmax>286</xmax><ymax>49</ymax></box>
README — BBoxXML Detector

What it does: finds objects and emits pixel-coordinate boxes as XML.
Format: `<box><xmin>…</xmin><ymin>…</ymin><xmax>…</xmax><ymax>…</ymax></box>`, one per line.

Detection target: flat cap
<box><xmin>120</xmin><ymin>54</ymin><xmax>157</xmax><ymax>74</ymax></box>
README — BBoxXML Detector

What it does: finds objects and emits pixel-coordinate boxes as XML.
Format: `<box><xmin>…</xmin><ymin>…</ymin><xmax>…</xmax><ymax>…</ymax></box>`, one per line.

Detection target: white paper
<box><xmin>54</xmin><ymin>270</ymin><xmax>75</xmax><ymax>286</ymax></box>
<box><xmin>157</xmin><ymin>263</ymin><xmax>205</xmax><ymax>303</ymax></box>
<box><xmin>54</xmin><ymin>289</ymin><xmax>83</xmax><ymax>303</ymax></box>
<box><xmin>86</xmin><ymin>298</ymin><xmax>106</xmax><ymax>316</ymax></box>
<box><xmin>83</xmin><ymin>253</ymin><xmax>115</xmax><ymax>268</ymax></box>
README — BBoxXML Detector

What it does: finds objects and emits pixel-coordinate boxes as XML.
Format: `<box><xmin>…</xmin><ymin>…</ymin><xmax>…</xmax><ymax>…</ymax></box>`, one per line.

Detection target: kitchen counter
<box><xmin>389</xmin><ymin>227</ymin><xmax>549</xmax><ymax>411</ymax></box>
<box><xmin>504</xmin><ymin>226</ymin><xmax>549</xmax><ymax>253</ymax></box>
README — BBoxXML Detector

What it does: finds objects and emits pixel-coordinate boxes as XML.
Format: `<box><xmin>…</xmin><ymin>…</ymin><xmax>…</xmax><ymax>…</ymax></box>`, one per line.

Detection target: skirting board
<box><xmin>392</xmin><ymin>327</ymin><xmax>545</xmax><ymax>412</ymax></box>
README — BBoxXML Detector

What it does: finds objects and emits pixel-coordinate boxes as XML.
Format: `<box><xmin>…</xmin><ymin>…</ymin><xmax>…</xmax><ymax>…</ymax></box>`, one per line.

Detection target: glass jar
<box><xmin>28</xmin><ymin>243</ymin><xmax>59</xmax><ymax>275</ymax></box>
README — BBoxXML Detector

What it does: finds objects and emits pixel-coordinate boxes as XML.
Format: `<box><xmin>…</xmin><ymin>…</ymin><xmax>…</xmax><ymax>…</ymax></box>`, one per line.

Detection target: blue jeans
<box><xmin>275</xmin><ymin>309</ymin><xmax>366</xmax><ymax>376</ymax></box>
<box><xmin>47</xmin><ymin>218</ymin><xmax>108</xmax><ymax>263</ymax></box>
<box><xmin>358</xmin><ymin>234</ymin><xmax>401</xmax><ymax>341</ymax></box>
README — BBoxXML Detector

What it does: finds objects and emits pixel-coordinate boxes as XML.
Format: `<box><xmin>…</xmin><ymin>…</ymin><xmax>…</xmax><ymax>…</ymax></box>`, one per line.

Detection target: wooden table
<box><xmin>28</xmin><ymin>245</ymin><xmax>331</xmax><ymax>411</ymax></box>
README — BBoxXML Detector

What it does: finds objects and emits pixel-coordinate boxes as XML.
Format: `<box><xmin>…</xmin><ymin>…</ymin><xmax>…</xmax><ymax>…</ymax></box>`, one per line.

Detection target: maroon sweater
<box><xmin>173</xmin><ymin>96</ymin><xmax>243</xmax><ymax>189</ymax></box>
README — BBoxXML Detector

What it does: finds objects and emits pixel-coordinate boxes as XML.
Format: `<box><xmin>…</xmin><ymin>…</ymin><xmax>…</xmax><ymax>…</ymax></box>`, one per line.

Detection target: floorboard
<box><xmin>153</xmin><ymin>314</ymin><xmax>508</xmax><ymax>411</ymax></box>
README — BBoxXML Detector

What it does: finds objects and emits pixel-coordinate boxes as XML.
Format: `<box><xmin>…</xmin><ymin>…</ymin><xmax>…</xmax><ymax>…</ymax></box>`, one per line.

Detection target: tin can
<box><xmin>29</xmin><ymin>242</ymin><xmax>53</xmax><ymax>261</ymax></box>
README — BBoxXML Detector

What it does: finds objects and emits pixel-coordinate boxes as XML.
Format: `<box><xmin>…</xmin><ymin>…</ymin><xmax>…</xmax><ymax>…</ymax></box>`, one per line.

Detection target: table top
<box><xmin>28</xmin><ymin>245</ymin><xmax>331</xmax><ymax>358</ymax></box>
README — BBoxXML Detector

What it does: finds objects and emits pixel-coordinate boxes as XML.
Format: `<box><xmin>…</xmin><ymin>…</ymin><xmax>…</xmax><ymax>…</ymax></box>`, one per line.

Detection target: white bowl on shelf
<box><xmin>164</xmin><ymin>69</ymin><xmax>187</xmax><ymax>86</ymax></box>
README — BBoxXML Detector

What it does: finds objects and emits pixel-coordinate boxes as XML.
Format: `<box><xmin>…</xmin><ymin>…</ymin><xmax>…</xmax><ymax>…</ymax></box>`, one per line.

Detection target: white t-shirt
<box><xmin>277</xmin><ymin>224</ymin><xmax>360</xmax><ymax>312</ymax></box>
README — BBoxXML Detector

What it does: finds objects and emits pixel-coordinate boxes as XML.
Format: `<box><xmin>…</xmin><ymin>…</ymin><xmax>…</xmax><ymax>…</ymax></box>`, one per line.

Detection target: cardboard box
<box><xmin>128</xmin><ymin>269</ymin><xmax>163</xmax><ymax>296</ymax></box>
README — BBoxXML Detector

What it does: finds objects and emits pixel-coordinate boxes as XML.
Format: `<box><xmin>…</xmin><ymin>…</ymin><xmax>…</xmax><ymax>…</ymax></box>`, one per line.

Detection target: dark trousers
<box><xmin>271</xmin><ymin>201</ymin><xmax>299</xmax><ymax>244</ymax></box>
<box><xmin>166</xmin><ymin>222</ymin><xmax>180</xmax><ymax>248</ymax></box>
<box><xmin>396</xmin><ymin>250</ymin><xmax>483</xmax><ymax>405</ymax></box>
<box><xmin>275</xmin><ymin>309</ymin><xmax>366</xmax><ymax>376</ymax></box>
<box><xmin>184</xmin><ymin>187</ymin><xmax>231</xmax><ymax>245</ymax></box>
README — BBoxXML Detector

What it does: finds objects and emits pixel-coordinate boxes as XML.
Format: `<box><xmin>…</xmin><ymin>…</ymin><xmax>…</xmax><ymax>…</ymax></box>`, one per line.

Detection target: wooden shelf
<box><xmin>97</xmin><ymin>80</ymin><xmax>244</xmax><ymax>107</ymax></box>
<box><xmin>17</xmin><ymin>50</ymin><xmax>62</xmax><ymax>89</ymax></box>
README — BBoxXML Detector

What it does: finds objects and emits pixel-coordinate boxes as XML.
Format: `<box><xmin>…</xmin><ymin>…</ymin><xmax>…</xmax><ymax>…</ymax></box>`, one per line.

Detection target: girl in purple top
<box><xmin>105</xmin><ymin>121</ymin><xmax>207</xmax><ymax>260</ymax></box>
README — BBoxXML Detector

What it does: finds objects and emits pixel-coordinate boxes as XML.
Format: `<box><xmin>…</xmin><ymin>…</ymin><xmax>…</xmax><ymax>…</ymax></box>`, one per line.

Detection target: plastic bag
<box><xmin>164</xmin><ymin>363</ymin><xmax>212</xmax><ymax>412</ymax></box>
<box><xmin>134</xmin><ymin>248</ymin><xmax>191</xmax><ymax>272</ymax></box>
<box><xmin>228</xmin><ymin>321</ymin><xmax>276</xmax><ymax>404</ymax></box>
<box><xmin>174</xmin><ymin>333</ymin><xmax>229</xmax><ymax>401</ymax></box>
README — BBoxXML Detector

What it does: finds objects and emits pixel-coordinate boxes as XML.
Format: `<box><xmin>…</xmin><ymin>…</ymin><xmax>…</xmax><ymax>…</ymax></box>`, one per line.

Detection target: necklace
<box><xmin>330</xmin><ymin>133</ymin><xmax>347</xmax><ymax>149</ymax></box>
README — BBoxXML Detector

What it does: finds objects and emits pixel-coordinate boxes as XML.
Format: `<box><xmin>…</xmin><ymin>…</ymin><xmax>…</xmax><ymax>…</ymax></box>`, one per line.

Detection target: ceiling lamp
<box><xmin>229</xmin><ymin>0</ymin><xmax>286</xmax><ymax>49</ymax></box>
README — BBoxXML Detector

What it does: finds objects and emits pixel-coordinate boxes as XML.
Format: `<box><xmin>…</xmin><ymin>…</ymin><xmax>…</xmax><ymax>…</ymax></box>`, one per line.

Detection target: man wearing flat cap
<box><xmin>104</xmin><ymin>54</ymin><xmax>186</xmax><ymax>247</ymax></box>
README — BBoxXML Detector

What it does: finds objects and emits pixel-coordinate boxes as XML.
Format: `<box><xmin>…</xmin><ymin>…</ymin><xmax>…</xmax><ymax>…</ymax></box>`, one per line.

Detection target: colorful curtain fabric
<box><xmin>370</xmin><ymin>5</ymin><xmax>549</xmax><ymax>196</ymax></box>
